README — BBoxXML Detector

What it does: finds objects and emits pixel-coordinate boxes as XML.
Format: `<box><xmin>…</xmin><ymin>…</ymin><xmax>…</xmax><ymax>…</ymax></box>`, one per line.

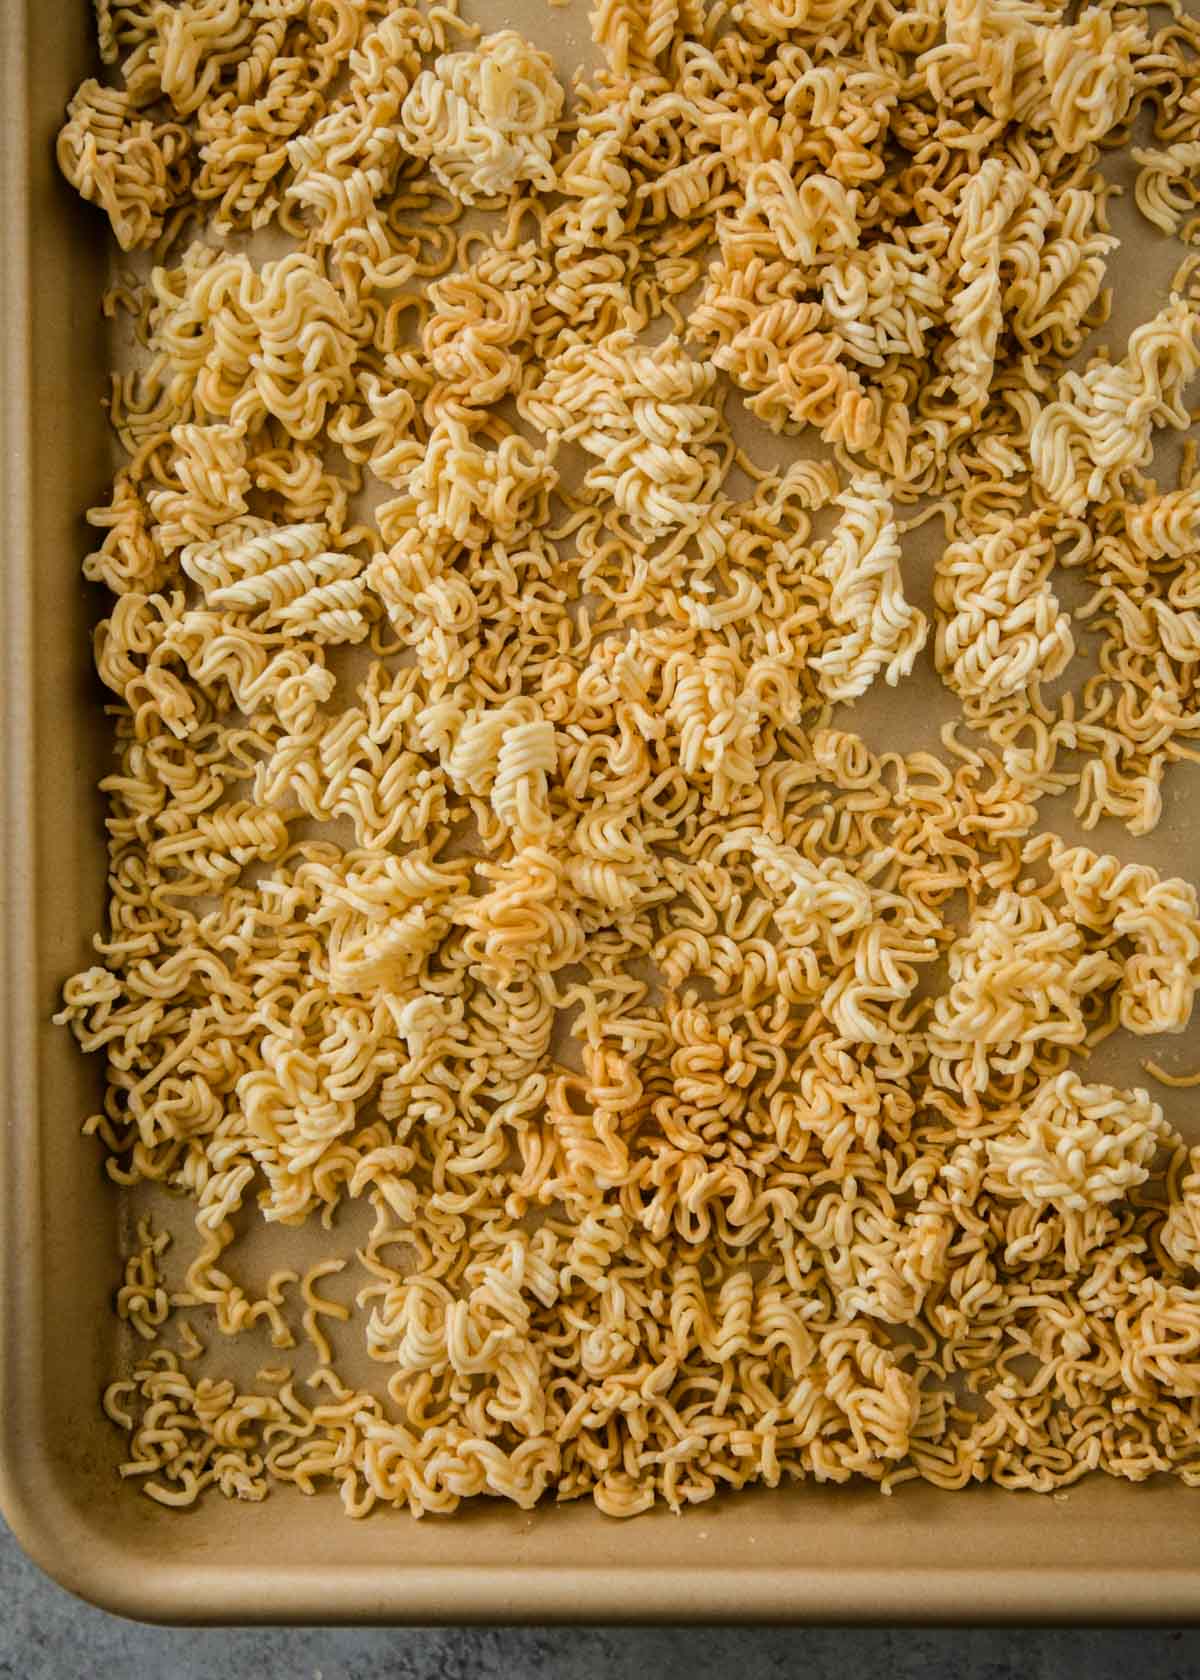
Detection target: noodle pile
<box><xmin>55</xmin><ymin>0</ymin><xmax>1200</xmax><ymax>1516</ymax></box>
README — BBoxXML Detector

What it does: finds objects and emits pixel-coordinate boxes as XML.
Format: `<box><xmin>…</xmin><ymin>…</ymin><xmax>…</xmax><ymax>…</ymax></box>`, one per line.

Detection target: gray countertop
<box><xmin>3</xmin><ymin>1518</ymin><xmax>1200</xmax><ymax>1677</ymax></box>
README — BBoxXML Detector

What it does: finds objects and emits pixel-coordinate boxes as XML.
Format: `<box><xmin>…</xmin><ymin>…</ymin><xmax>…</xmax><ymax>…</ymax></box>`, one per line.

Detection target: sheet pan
<box><xmin>3</xmin><ymin>0</ymin><xmax>1200</xmax><ymax>1622</ymax></box>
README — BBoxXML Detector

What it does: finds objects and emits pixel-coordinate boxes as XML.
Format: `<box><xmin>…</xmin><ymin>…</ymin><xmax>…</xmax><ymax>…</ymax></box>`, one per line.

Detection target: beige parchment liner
<box><xmin>4</xmin><ymin>0</ymin><xmax>1200</xmax><ymax>1623</ymax></box>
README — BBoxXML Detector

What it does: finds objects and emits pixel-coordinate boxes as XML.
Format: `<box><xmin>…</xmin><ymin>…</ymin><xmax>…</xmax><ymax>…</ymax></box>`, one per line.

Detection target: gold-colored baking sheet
<box><xmin>4</xmin><ymin>0</ymin><xmax>1200</xmax><ymax>1623</ymax></box>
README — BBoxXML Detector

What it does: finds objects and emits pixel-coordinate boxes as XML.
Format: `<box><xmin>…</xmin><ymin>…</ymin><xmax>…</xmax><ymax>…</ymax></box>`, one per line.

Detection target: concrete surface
<box><xmin>2</xmin><ymin>1515</ymin><xmax>1199</xmax><ymax>1677</ymax></box>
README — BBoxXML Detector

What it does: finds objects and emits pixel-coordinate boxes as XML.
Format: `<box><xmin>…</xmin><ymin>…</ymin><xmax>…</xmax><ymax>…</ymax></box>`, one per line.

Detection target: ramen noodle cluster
<box><xmin>54</xmin><ymin>0</ymin><xmax>1200</xmax><ymax>1516</ymax></box>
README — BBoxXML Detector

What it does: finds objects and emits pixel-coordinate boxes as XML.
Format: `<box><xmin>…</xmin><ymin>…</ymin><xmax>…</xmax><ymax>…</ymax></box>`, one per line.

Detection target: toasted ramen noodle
<box><xmin>399</xmin><ymin>29</ymin><xmax>564</xmax><ymax>204</ymax></box>
<box><xmin>54</xmin><ymin>0</ymin><xmax>1200</xmax><ymax>1517</ymax></box>
<box><xmin>1134</xmin><ymin>142</ymin><xmax>1200</xmax><ymax>239</ymax></box>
